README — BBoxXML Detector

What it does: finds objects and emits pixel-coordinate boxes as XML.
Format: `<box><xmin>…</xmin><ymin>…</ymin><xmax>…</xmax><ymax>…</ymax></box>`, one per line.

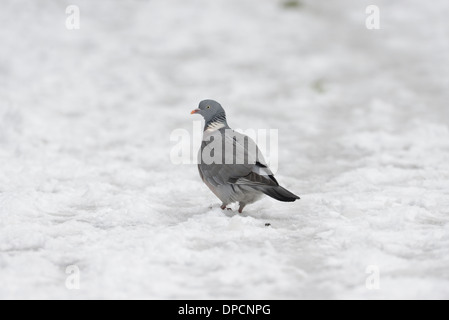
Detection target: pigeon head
<box><xmin>191</xmin><ymin>100</ymin><xmax>228</xmax><ymax>130</ymax></box>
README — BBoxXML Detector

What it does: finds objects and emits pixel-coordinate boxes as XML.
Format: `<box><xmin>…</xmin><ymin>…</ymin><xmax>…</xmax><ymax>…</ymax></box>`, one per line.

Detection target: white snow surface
<box><xmin>1</xmin><ymin>0</ymin><xmax>449</xmax><ymax>299</ymax></box>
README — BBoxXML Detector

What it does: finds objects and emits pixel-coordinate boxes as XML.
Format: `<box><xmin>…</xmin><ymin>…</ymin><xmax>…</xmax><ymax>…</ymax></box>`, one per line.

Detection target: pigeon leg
<box><xmin>238</xmin><ymin>203</ymin><xmax>246</xmax><ymax>214</ymax></box>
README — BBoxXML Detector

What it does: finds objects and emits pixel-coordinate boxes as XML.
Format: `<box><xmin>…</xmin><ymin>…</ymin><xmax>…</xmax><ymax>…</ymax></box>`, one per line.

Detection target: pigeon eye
<box><xmin>207</xmin><ymin>106</ymin><xmax>211</xmax><ymax>109</ymax></box>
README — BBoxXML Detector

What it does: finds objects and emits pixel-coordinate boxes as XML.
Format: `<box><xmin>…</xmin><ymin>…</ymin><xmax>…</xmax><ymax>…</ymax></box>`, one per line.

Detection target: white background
<box><xmin>0</xmin><ymin>0</ymin><xmax>448</xmax><ymax>299</ymax></box>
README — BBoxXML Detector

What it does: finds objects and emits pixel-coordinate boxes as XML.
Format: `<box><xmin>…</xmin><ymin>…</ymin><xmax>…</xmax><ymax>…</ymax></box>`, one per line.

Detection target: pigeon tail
<box><xmin>259</xmin><ymin>186</ymin><xmax>300</xmax><ymax>202</ymax></box>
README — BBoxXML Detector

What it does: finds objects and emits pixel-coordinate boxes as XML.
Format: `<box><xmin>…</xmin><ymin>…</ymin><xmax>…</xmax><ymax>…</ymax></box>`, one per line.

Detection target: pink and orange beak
<box><xmin>191</xmin><ymin>109</ymin><xmax>200</xmax><ymax>115</ymax></box>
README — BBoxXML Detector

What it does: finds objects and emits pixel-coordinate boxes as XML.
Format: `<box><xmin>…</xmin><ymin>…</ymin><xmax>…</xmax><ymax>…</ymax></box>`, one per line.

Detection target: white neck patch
<box><xmin>206</xmin><ymin>121</ymin><xmax>226</xmax><ymax>132</ymax></box>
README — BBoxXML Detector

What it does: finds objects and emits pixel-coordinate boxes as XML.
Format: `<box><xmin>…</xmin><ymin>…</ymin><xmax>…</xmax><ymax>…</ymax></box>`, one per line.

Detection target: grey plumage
<box><xmin>192</xmin><ymin>100</ymin><xmax>300</xmax><ymax>213</ymax></box>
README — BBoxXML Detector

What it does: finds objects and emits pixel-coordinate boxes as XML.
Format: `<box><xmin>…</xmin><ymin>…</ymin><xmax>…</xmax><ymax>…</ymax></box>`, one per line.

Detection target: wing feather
<box><xmin>198</xmin><ymin>129</ymin><xmax>276</xmax><ymax>188</ymax></box>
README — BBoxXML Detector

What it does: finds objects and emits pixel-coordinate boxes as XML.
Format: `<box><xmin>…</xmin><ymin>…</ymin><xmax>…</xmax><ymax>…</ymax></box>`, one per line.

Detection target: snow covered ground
<box><xmin>1</xmin><ymin>0</ymin><xmax>449</xmax><ymax>299</ymax></box>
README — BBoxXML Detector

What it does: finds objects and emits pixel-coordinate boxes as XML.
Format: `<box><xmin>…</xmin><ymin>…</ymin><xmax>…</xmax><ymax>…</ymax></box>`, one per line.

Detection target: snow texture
<box><xmin>1</xmin><ymin>0</ymin><xmax>449</xmax><ymax>299</ymax></box>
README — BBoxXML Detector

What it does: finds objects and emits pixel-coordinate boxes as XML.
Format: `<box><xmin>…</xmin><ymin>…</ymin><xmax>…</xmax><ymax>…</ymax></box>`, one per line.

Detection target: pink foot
<box><xmin>221</xmin><ymin>205</ymin><xmax>232</xmax><ymax>211</ymax></box>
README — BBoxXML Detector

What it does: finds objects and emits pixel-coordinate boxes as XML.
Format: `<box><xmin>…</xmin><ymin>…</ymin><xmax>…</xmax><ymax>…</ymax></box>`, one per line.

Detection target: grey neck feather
<box><xmin>204</xmin><ymin>112</ymin><xmax>229</xmax><ymax>131</ymax></box>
